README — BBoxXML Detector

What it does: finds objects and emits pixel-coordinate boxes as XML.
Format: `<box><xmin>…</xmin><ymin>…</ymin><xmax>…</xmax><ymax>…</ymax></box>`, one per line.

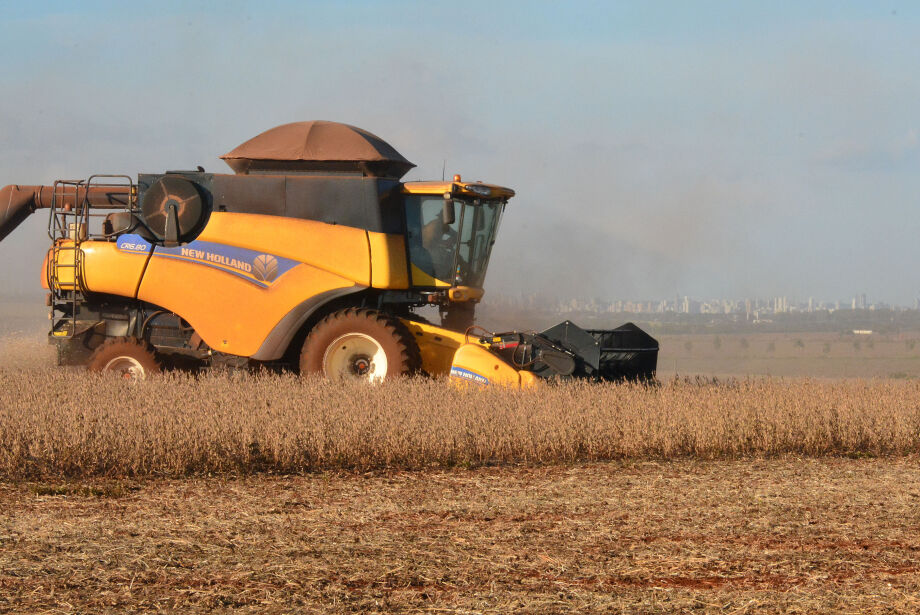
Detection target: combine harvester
<box><xmin>0</xmin><ymin>121</ymin><xmax>657</xmax><ymax>385</ymax></box>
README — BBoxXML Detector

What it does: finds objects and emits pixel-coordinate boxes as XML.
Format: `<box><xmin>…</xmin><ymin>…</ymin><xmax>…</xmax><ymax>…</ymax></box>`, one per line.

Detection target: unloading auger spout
<box><xmin>0</xmin><ymin>184</ymin><xmax>131</xmax><ymax>241</ymax></box>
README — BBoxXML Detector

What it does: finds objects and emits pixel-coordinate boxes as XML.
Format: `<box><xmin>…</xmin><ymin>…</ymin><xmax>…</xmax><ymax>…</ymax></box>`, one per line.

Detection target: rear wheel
<box><xmin>300</xmin><ymin>308</ymin><xmax>420</xmax><ymax>382</ymax></box>
<box><xmin>87</xmin><ymin>337</ymin><xmax>160</xmax><ymax>380</ymax></box>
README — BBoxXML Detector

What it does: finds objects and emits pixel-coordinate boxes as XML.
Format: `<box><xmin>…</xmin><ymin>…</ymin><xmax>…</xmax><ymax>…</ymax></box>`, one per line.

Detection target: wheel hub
<box><xmin>352</xmin><ymin>356</ymin><xmax>371</xmax><ymax>376</ymax></box>
<box><xmin>322</xmin><ymin>333</ymin><xmax>388</xmax><ymax>382</ymax></box>
<box><xmin>102</xmin><ymin>356</ymin><xmax>147</xmax><ymax>381</ymax></box>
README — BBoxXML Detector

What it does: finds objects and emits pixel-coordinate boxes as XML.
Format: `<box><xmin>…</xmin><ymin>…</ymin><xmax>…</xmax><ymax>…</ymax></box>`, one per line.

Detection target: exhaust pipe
<box><xmin>0</xmin><ymin>184</ymin><xmax>131</xmax><ymax>242</ymax></box>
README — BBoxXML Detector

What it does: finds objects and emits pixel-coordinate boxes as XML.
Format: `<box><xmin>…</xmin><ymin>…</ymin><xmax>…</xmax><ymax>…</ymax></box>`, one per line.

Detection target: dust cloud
<box><xmin>0</xmin><ymin>300</ymin><xmax>55</xmax><ymax>370</ymax></box>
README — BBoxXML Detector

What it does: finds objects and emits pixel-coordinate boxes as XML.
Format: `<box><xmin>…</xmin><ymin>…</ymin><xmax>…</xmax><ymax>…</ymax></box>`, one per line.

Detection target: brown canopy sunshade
<box><xmin>220</xmin><ymin>121</ymin><xmax>416</xmax><ymax>178</ymax></box>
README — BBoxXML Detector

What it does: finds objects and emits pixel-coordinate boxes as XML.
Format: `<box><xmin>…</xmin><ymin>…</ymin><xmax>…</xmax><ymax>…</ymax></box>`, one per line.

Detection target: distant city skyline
<box><xmin>487</xmin><ymin>291</ymin><xmax>917</xmax><ymax>315</ymax></box>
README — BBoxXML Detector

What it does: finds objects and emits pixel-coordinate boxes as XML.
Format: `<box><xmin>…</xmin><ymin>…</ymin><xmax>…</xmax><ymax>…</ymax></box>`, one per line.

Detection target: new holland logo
<box><xmin>116</xmin><ymin>234</ymin><xmax>301</xmax><ymax>288</ymax></box>
<box><xmin>252</xmin><ymin>254</ymin><xmax>279</xmax><ymax>283</ymax></box>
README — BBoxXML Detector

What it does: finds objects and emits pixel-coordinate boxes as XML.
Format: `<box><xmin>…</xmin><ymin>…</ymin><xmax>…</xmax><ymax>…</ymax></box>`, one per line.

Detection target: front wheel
<box><xmin>300</xmin><ymin>308</ymin><xmax>420</xmax><ymax>382</ymax></box>
<box><xmin>87</xmin><ymin>337</ymin><xmax>161</xmax><ymax>380</ymax></box>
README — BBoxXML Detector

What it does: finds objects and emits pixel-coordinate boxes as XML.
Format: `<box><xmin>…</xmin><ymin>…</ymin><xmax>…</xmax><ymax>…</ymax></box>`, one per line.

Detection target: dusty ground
<box><xmin>3</xmin><ymin>458</ymin><xmax>920</xmax><ymax>613</ymax></box>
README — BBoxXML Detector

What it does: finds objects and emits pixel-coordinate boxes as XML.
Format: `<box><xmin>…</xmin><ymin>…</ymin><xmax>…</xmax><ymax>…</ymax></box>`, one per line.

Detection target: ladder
<box><xmin>47</xmin><ymin>175</ymin><xmax>136</xmax><ymax>338</ymax></box>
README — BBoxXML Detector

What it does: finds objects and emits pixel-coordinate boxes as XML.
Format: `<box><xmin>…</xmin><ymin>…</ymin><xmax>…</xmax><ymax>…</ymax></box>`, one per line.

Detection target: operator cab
<box><xmin>402</xmin><ymin>176</ymin><xmax>513</xmax><ymax>297</ymax></box>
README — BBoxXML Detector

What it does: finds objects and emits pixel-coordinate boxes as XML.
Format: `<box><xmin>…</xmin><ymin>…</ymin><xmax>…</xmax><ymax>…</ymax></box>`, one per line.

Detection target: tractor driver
<box><xmin>421</xmin><ymin>214</ymin><xmax>459</xmax><ymax>282</ymax></box>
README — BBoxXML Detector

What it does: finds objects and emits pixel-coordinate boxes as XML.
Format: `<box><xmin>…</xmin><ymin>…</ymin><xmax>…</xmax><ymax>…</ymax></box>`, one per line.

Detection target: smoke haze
<box><xmin>1</xmin><ymin>1</ymin><xmax>918</xmax><ymax>304</ymax></box>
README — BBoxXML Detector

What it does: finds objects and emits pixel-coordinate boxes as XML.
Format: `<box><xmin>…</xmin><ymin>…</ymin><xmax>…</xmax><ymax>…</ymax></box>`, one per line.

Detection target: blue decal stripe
<box><xmin>150</xmin><ymin>251</ymin><xmax>269</xmax><ymax>284</ymax></box>
<box><xmin>138</xmin><ymin>237</ymin><xmax>302</xmax><ymax>288</ymax></box>
<box><xmin>450</xmin><ymin>367</ymin><xmax>490</xmax><ymax>385</ymax></box>
<box><xmin>115</xmin><ymin>234</ymin><xmax>154</xmax><ymax>254</ymax></box>
<box><xmin>152</xmin><ymin>253</ymin><xmax>270</xmax><ymax>288</ymax></box>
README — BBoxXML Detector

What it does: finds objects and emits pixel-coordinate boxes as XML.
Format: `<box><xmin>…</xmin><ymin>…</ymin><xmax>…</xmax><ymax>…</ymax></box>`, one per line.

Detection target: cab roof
<box><xmin>403</xmin><ymin>180</ymin><xmax>515</xmax><ymax>200</ymax></box>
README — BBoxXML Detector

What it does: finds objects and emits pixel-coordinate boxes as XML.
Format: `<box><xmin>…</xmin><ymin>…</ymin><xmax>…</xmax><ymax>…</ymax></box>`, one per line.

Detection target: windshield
<box><xmin>404</xmin><ymin>195</ymin><xmax>504</xmax><ymax>288</ymax></box>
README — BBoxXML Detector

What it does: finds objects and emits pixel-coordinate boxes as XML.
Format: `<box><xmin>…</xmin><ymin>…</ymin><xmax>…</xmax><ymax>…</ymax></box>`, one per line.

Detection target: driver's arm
<box><xmin>422</xmin><ymin>218</ymin><xmax>450</xmax><ymax>246</ymax></box>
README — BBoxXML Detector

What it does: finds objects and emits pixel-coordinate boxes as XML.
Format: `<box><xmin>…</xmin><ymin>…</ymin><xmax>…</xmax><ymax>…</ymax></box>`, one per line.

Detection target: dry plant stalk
<box><xmin>1</xmin><ymin>369</ymin><xmax>918</xmax><ymax>478</ymax></box>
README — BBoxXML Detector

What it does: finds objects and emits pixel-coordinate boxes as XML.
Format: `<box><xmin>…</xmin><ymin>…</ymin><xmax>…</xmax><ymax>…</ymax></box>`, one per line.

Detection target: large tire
<box><xmin>87</xmin><ymin>337</ymin><xmax>161</xmax><ymax>380</ymax></box>
<box><xmin>300</xmin><ymin>308</ymin><xmax>421</xmax><ymax>382</ymax></box>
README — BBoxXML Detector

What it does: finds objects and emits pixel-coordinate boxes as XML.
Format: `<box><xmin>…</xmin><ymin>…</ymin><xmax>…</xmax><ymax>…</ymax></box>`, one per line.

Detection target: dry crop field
<box><xmin>3</xmin><ymin>327</ymin><xmax>920</xmax><ymax>611</ymax></box>
<box><xmin>3</xmin><ymin>371</ymin><xmax>920</xmax><ymax>477</ymax></box>
<box><xmin>658</xmin><ymin>331</ymin><xmax>920</xmax><ymax>379</ymax></box>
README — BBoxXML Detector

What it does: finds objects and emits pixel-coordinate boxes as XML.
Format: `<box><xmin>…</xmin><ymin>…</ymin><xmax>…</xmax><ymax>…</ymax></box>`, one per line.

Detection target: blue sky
<box><xmin>0</xmin><ymin>1</ymin><xmax>917</xmax><ymax>304</ymax></box>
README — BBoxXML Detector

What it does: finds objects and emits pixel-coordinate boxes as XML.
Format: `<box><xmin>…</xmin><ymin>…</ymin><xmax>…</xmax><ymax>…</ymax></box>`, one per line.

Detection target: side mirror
<box><xmin>442</xmin><ymin>197</ymin><xmax>456</xmax><ymax>226</ymax></box>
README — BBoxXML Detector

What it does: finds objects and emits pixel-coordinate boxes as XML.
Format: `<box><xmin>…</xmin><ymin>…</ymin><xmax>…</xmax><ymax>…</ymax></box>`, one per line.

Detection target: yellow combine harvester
<box><xmin>0</xmin><ymin>121</ymin><xmax>657</xmax><ymax>384</ymax></box>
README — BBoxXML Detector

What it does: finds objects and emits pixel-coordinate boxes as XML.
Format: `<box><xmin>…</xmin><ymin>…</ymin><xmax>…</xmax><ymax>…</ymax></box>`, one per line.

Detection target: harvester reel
<box><xmin>141</xmin><ymin>176</ymin><xmax>206</xmax><ymax>244</ymax></box>
<box><xmin>88</xmin><ymin>337</ymin><xmax>161</xmax><ymax>381</ymax></box>
<box><xmin>300</xmin><ymin>308</ymin><xmax>420</xmax><ymax>382</ymax></box>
